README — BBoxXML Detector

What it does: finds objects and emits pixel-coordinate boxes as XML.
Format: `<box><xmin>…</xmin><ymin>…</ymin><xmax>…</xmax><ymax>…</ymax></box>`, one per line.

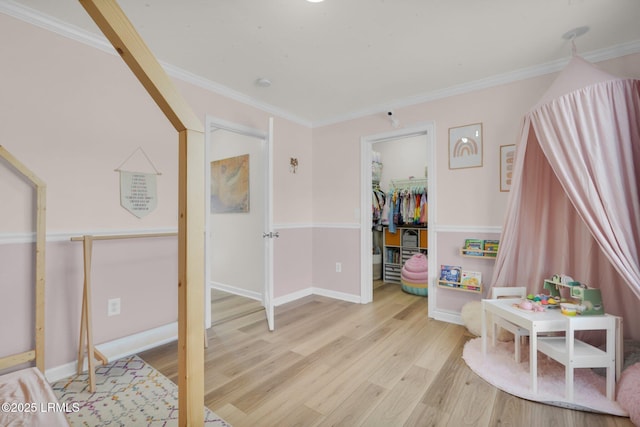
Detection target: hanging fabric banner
<box><xmin>114</xmin><ymin>146</ymin><xmax>161</xmax><ymax>218</ymax></box>
<box><xmin>119</xmin><ymin>171</ymin><xmax>158</xmax><ymax>218</ymax></box>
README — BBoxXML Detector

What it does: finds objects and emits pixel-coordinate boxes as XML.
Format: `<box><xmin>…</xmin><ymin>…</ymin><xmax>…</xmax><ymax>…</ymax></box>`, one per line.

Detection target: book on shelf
<box><xmin>463</xmin><ymin>238</ymin><xmax>484</xmax><ymax>256</ymax></box>
<box><xmin>438</xmin><ymin>281</ymin><xmax>457</xmax><ymax>288</ymax></box>
<box><xmin>483</xmin><ymin>239</ymin><xmax>499</xmax><ymax>257</ymax></box>
<box><xmin>439</xmin><ymin>265</ymin><xmax>462</xmax><ymax>283</ymax></box>
<box><xmin>460</xmin><ymin>270</ymin><xmax>482</xmax><ymax>291</ymax></box>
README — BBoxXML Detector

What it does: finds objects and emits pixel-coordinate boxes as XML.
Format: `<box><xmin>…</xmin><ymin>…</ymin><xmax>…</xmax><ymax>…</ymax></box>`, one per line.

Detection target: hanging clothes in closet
<box><xmin>386</xmin><ymin>185</ymin><xmax>427</xmax><ymax>230</ymax></box>
<box><xmin>372</xmin><ymin>187</ymin><xmax>387</xmax><ymax>227</ymax></box>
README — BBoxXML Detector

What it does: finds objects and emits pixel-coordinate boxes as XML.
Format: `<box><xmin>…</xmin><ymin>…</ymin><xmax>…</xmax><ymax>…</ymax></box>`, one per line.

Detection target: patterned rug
<box><xmin>51</xmin><ymin>355</ymin><xmax>230</xmax><ymax>426</ymax></box>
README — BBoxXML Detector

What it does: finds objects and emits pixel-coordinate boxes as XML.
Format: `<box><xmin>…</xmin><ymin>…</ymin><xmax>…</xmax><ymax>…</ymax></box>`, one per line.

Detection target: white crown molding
<box><xmin>0</xmin><ymin>0</ymin><xmax>115</xmax><ymax>54</ymax></box>
<box><xmin>0</xmin><ymin>0</ymin><xmax>312</xmax><ymax>128</ymax></box>
<box><xmin>312</xmin><ymin>40</ymin><xmax>640</xmax><ymax>128</ymax></box>
<box><xmin>3</xmin><ymin>1</ymin><xmax>639</xmax><ymax>129</ymax></box>
<box><xmin>168</xmin><ymin>66</ymin><xmax>312</xmax><ymax>127</ymax></box>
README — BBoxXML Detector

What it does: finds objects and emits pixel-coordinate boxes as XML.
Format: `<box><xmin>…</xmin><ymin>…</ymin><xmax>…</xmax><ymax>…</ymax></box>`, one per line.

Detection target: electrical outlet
<box><xmin>336</xmin><ymin>262</ymin><xmax>342</xmax><ymax>273</ymax></box>
<box><xmin>108</xmin><ymin>298</ymin><xmax>121</xmax><ymax>316</ymax></box>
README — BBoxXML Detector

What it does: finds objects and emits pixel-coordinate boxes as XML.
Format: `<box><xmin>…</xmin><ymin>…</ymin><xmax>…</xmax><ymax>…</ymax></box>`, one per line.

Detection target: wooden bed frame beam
<box><xmin>0</xmin><ymin>351</ymin><xmax>36</xmax><ymax>371</ymax></box>
<box><xmin>0</xmin><ymin>146</ymin><xmax>46</xmax><ymax>373</ymax></box>
<box><xmin>78</xmin><ymin>1</ymin><xmax>201</xmax><ymax>133</ymax></box>
<box><xmin>78</xmin><ymin>1</ymin><xmax>205</xmax><ymax>425</ymax></box>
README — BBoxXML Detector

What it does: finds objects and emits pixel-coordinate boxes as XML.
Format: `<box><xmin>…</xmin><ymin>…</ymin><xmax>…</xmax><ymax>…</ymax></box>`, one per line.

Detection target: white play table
<box><xmin>481</xmin><ymin>298</ymin><xmax>572</xmax><ymax>394</ymax></box>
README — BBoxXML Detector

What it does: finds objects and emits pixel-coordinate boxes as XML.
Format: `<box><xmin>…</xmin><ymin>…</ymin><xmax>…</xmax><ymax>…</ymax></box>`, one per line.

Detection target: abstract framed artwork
<box><xmin>500</xmin><ymin>144</ymin><xmax>516</xmax><ymax>192</ymax></box>
<box><xmin>448</xmin><ymin>123</ymin><xmax>483</xmax><ymax>169</ymax></box>
<box><xmin>210</xmin><ymin>154</ymin><xmax>250</xmax><ymax>213</ymax></box>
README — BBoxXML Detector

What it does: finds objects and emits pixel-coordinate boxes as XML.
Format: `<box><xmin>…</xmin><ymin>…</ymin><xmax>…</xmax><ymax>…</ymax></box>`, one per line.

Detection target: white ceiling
<box><xmin>4</xmin><ymin>0</ymin><xmax>640</xmax><ymax>126</ymax></box>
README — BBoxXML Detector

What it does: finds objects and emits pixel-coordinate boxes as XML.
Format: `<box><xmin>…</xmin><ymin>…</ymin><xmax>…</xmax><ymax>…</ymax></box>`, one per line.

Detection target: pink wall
<box><xmin>273</xmin><ymin>228</ymin><xmax>313</xmax><ymax>298</ymax></box>
<box><xmin>435</xmin><ymin>231</ymin><xmax>501</xmax><ymax>313</ymax></box>
<box><xmin>312</xmin><ymin>228</ymin><xmax>361</xmax><ymax>296</ymax></box>
<box><xmin>0</xmin><ymin>12</ymin><xmax>313</xmax><ymax>231</ymax></box>
<box><xmin>2</xmin><ymin>10</ymin><xmax>639</xmax><ymax>370</ymax></box>
<box><xmin>0</xmin><ymin>239</ymin><xmax>177</xmax><ymax>368</ymax></box>
<box><xmin>0</xmin><ymin>13</ymin><xmax>313</xmax><ymax>369</ymax></box>
<box><xmin>310</xmin><ymin>52</ymin><xmax>640</xmax><ymax>305</ymax></box>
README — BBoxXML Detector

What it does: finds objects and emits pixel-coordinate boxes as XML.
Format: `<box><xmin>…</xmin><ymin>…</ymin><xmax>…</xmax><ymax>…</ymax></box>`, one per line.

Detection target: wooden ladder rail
<box><xmin>71</xmin><ymin>232</ymin><xmax>177</xmax><ymax>392</ymax></box>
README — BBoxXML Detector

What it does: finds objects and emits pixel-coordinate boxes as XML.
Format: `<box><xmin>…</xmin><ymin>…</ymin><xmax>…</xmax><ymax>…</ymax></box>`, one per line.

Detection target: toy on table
<box><xmin>542</xmin><ymin>274</ymin><xmax>605</xmax><ymax>315</ymax></box>
<box><xmin>526</xmin><ymin>293</ymin><xmax>559</xmax><ymax>306</ymax></box>
<box><xmin>516</xmin><ymin>299</ymin><xmax>545</xmax><ymax>312</ymax></box>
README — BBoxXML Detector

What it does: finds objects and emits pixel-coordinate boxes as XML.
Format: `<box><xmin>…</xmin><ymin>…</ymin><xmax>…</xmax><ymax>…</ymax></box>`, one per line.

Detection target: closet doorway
<box><xmin>360</xmin><ymin>123</ymin><xmax>435</xmax><ymax>311</ymax></box>
<box><xmin>205</xmin><ymin>116</ymin><xmax>275</xmax><ymax>331</ymax></box>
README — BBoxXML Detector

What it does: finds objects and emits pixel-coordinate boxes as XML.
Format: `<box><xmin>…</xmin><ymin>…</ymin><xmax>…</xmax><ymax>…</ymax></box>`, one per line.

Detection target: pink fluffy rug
<box><xmin>617</xmin><ymin>362</ymin><xmax>640</xmax><ymax>425</ymax></box>
<box><xmin>463</xmin><ymin>337</ymin><xmax>629</xmax><ymax>417</ymax></box>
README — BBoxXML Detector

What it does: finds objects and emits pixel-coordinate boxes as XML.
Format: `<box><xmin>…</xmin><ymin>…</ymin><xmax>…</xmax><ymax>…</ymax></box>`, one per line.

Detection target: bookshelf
<box><xmin>437</xmin><ymin>239</ymin><xmax>498</xmax><ymax>294</ymax></box>
<box><xmin>460</xmin><ymin>238</ymin><xmax>498</xmax><ymax>259</ymax></box>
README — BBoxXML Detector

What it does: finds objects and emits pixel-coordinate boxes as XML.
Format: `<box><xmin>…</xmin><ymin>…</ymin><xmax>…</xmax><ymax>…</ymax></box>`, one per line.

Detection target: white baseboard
<box><xmin>209</xmin><ymin>281</ymin><xmax>262</xmax><ymax>301</ymax></box>
<box><xmin>274</xmin><ymin>288</ymin><xmax>313</xmax><ymax>306</ymax></box>
<box><xmin>431</xmin><ymin>308</ymin><xmax>464</xmax><ymax>326</ymax></box>
<box><xmin>212</xmin><ymin>282</ymin><xmax>361</xmax><ymax>307</ymax></box>
<box><xmin>274</xmin><ymin>286</ymin><xmax>361</xmax><ymax>306</ymax></box>
<box><xmin>311</xmin><ymin>287</ymin><xmax>361</xmax><ymax>304</ymax></box>
<box><xmin>45</xmin><ymin>322</ymin><xmax>178</xmax><ymax>383</ymax></box>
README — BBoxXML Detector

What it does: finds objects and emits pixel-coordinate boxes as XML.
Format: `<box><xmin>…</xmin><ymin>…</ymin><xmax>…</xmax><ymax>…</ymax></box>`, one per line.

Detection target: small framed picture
<box><xmin>448</xmin><ymin>123</ymin><xmax>483</xmax><ymax>169</ymax></box>
<box><xmin>500</xmin><ymin>144</ymin><xmax>516</xmax><ymax>192</ymax></box>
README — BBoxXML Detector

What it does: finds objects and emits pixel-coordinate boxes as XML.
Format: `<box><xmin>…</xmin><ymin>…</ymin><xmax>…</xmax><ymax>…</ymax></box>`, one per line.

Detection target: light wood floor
<box><xmin>139</xmin><ymin>283</ymin><xmax>632</xmax><ymax>427</ymax></box>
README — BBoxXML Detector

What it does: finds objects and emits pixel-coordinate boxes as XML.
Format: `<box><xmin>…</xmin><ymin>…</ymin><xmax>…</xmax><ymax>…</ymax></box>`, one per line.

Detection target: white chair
<box><xmin>536</xmin><ymin>315</ymin><xmax>617</xmax><ymax>401</ymax></box>
<box><xmin>491</xmin><ymin>286</ymin><xmax>529</xmax><ymax>363</ymax></box>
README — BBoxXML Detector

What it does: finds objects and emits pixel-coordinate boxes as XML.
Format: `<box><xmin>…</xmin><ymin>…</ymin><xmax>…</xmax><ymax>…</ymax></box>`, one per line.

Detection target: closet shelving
<box><xmin>383</xmin><ymin>226</ymin><xmax>427</xmax><ymax>284</ymax></box>
<box><xmin>379</xmin><ymin>177</ymin><xmax>428</xmax><ymax>284</ymax></box>
<box><xmin>390</xmin><ymin>178</ymin><xmax>428</xmax><ymax>190</ymax></box>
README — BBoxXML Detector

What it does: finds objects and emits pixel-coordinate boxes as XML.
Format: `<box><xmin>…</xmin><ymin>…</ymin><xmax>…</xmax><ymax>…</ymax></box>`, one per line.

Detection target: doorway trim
<box><xmin>204</xmin><ymin>115</ymin><xmax>274</xmax><ymax>329</ymax></box>
<box><xmin>360</xmin><ymin>122</ymin><xmax>436</xmax><ymax>313</ymax></box>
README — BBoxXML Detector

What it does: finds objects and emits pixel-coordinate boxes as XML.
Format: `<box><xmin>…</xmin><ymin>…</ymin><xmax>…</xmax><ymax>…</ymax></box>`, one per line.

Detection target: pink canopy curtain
<box><xmin>491</xmin><ymin>57</ymin><xmax>640</xmax><ymax>340</ymax></box>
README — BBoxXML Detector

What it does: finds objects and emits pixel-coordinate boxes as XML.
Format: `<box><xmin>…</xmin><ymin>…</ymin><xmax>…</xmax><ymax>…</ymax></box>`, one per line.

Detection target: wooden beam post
<box><xmin>78</xmin><ymin>2</ymin><xmax>205</xmax><ymax>425</ymax></box>
<box><xmin>35</xmin><ymin>183</ymin><xmax>46</xmax><ymax>373</ymax></box>
<box><xmin>178</xmin><ymin>129</ymin><xmax>205</xmax><ymax>425</ymax></box>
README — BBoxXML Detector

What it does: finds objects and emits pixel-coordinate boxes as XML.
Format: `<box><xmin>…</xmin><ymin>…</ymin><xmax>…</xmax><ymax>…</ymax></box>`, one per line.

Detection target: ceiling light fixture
<box><xmin>562</xmin><ymin>26</ymin><xmax>589</xmax><ymax>41</ymax></box>
<box><xmin>562</xmin><ymin>26</ymin><xmax>589</xmax><ymax>56</ymax></box>
<box><xmin>306</xmin><ymin>0</ymin><xmax>325</xmax><ymax>3</ymax></box>
<box><xmin>256</xmin><ymin>78</ymin><xmax>272</xmax><ymax>88</ymax></box>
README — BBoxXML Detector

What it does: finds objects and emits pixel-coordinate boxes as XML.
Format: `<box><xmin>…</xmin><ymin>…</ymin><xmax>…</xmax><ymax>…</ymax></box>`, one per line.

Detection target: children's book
<box><xmin>461</xmin><ymin>271</ymin><xmax>482</xmax><ymax>291</ymax></box>
<box><xmin>464</xmin><ymin>238</ymin><xmax>484</xmax><ymax>256</ymax></box>
<box><xmin>440</xmin><ymin>265</ymin><xmax>462</xmax><ymax>283</ymax></box>
<box><xmin>483</xmin><ymin>239</ymin><xmax>499</xmax><ymax>257</ymax></box>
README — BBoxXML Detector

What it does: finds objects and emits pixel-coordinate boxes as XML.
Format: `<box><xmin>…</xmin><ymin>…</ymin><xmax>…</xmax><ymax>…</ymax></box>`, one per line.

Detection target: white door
<box><xmin>204</xmin><ymin>116</ymin><xmax>275</xmax><ymax>331</ymax></box>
